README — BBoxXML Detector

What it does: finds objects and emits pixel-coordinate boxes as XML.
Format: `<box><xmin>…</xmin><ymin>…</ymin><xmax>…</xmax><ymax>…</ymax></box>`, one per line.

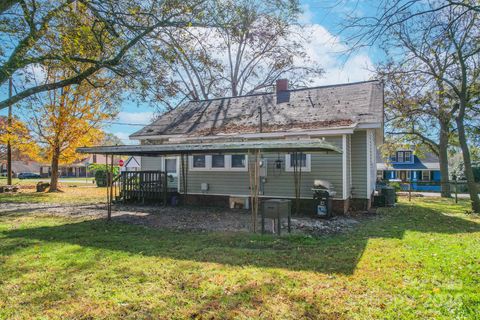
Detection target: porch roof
<box><xmin>77</xmin><ymin>139</ymin><xmax>342</xmax><ymax>156</ymax></box>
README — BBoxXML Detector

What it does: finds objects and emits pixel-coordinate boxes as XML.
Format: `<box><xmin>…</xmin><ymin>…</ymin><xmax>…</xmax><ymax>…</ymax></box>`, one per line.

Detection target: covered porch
<box><xmin>77</xmin><ymin>139</ymin><xmax>342</xmax><ymax>232</ymax></box>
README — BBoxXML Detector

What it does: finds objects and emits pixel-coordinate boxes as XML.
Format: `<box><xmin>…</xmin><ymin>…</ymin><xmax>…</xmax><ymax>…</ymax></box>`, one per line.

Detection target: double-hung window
<box><xmin>404</xmin><ymin>151</ymin><xmax>412</xmax><ymax>163</ymax></box>
<box><xmin>397</xmin><ymin>151</ymin><xmax>404</xmax><ymax>163</ymax></box>
<box><xmin>285</xmin><ymin>153</ymin><xmax>311</xmax><ymax>172</ymax></box>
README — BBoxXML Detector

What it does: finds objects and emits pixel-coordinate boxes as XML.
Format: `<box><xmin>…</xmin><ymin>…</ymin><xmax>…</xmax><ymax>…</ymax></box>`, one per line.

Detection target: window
<box><xmin>397</xmin><ymin>151</ymin><xmax>404</xmax><ymax>163</ymax></box>
<box><xmin>285</xmin><ymin>153</ymin><xmax>311</xmax><ymax>172</ymax></box>
<box><xmin>211</xmin><ymin>155</ymin><xmax>225</xmax><ymax>168</ymax></box>
<box><xmin>290</xmin><ymin>153</ymin><xmax>307</xmax><ymax>167</ymax></box>
<box><xmin>390</xmin><ymin>154</ymin><xmax>397</xmax><ymax>162</ymax></box>
<box><xmin>404</xmin><ymin>151</ymin><xmax>412</xmax><ymax>163</ymax></box>
<box><xmin>231</xmin><ymin>155</ymin><xmax>246</xmax><ymax>168</ymax></box>
<box><xmin>165</xmin><ymin>158</ymin><xmax>177</xmax><ymax>174</ymax></box>
<box><xmin>193</xmin><ymin>155</ymin><xmax>206</xmax><ymax>168</ymax></box>
<box><xmin>188</xmin><ymin>155</ymin><xmax>248</xmax><ymax>171</ymax></box>
<box><xmin>422</xmin><ymin>171</ymin><xmax>430</xmax><ymax>181</ymax></box>
<box><xmin>377</xmin><ymin>170</ymin><xmax>383</xmax><ymax>180</ymax></box>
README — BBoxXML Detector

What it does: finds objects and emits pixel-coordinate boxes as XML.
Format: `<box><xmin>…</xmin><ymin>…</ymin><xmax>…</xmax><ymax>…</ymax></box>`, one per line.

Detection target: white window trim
<box><xmin>162</xmin><ymin>156</ymin><xmax>179</xmax><ymax>176</ymax></box>
<box><xmin>285</xmin><ymin>153</ymin><xmax>311</xmax><ymax>172</ymax></box>
<box><xmin>188</xmin><ymin>155</ymin><xmax>248</xmax><ymax>172</ymax></box>
<box><xmin>422</xmin><ymin>170</ymin><xmax>430</xmax><ymax>181</ymax></box>
<box><xmin>404</xmin><ymin>151</ymin><xmax>413</xmax><ymax>163</ymax></box>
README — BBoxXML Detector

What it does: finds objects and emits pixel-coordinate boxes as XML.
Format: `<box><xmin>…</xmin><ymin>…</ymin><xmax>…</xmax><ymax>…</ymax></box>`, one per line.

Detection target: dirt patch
<box><xmin>0</xmin><ymin>202</ymin><xmax>374</xmax><ymax>236</ymax></box>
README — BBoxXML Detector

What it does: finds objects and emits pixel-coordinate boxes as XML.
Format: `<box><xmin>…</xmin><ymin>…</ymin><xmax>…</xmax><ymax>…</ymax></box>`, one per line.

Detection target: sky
<box><xmin>1</xmin><ymin>0</ymin><xmax>383</xmax><ymax>145</ymax></box>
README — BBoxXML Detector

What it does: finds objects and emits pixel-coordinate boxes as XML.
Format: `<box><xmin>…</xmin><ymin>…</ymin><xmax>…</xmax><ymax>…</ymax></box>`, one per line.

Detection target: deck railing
<box><xmin>117</xmin><ymin>171</ymin><xmax>168</xmax><ymax>204</ymax></box>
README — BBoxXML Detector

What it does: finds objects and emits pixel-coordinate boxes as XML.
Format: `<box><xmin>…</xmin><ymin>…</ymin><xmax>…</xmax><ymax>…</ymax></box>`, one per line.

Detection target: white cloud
<box><xmin>117</xmin><ymin>111</ymin><xmax>154</xmax><ymax>124</ymax></box>
<box><xmin>292</xmin><ymin>23</ymin><xmax>374</xmax><ymax>85</ymax></box>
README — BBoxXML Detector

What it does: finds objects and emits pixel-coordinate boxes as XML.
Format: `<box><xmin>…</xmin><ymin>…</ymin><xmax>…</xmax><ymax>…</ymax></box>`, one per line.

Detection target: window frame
<box><xmin>404</xmin><ymin>151</ymin><xmax>412</xmax><ymax>163</ymax></box>
<box><xmin>396</xmin><ymin>151</ymin><xmax>404</xmax><ymax>163</ymax></box>
<box><xmin>421</xmin><ymin>170</ymin><xmax>430</xmax><ymax>181</ymax></box>
<box><xmin>285</xmin><ymin>153</ymin><xmax>311</xmax><ymax>172</ymax></box>
<box><xmin>188</xmin><ymin>154</ymin><xmax>248</xmax><ymax>172</ymax></box>
<box><xmin>191</xmin><ymin>155</ymin><xmax>207</xmax><ymax>169</ymax></box>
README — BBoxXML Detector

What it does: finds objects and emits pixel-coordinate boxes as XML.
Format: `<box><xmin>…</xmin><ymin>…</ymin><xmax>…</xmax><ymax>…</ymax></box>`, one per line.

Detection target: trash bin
<box><xmin>381</xmin><ymin>186</ymin><xmax>396</xmax><ymax>207</ymax></box>
<box><xmin>313</xmin><ymin>189</ymin><xmax>333</xmax><ymax>217</ymax></box>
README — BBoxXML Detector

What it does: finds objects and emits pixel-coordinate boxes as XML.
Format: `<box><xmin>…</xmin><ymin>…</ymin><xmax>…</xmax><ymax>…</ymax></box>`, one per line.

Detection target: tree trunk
<box><xmin>438</xmin><ymin>121</ymin><xmax>451</xmax><ymax>197</ymax></box>
<box><xmin>49</xmin><ymin>146</ymin><xmax>60</xmax><ymax>192</ymax></box>
<box><xmin>456</xmin><ymin>116</ymin><xmax>480</xmax><ymax>213</ymax></box>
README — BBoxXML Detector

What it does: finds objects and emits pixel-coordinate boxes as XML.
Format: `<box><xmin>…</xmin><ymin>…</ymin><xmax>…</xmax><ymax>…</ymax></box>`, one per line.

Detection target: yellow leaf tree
<box><xmin>0</xmin><ymin>116</ymin><xmax>40</xmax><ymax>162</ymax></box>
<box><xmin>28</xmin><ymin>76</ymin><xmax>118</xmax><ymax>192</ymax></box>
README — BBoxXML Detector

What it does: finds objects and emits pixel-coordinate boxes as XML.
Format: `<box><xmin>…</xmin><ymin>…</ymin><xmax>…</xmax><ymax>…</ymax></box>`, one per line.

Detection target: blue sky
<box><xmin>1</xmin><ymin>0</ymin><xmax>382</xmax><ymax>144</ymax></box>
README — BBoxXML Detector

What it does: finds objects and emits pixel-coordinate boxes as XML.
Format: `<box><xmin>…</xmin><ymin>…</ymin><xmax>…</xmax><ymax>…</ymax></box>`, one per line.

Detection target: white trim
<box><xmin>342</xmin><ymin>134</ymin><xmax>348</xmax><ymax>200</ymax></box>
<box><xmin>349</xmin><ymin>135</ymin><xmax>352</xmax><ymax>192</ymax></box>
<box><xmin>366</xmin><ymin>130</ymin><xmax>372</xmax><ymax>199</ymax></box>
<box><xmin>285</xmin><ymin>153</ymin><xmax>311</xmax><ymax>172</ymax></box>
<box><xmin>131</xmin><ymin>127</ymin><xmax>357</xmax><ymax>141</ymax></box>
<box><xmin>188</xmin><ymin>154</ymin><xmax>249</xmax><ymax>172</ymax></box>
<box><xmin>356</xmin><ymin>122</ymin><xmax>382</xmax><ymax>129</ymax></box>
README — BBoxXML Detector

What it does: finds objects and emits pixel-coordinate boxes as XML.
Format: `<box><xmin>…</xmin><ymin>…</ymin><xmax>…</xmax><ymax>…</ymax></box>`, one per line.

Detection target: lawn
<box><xmin>0</xmin><ymin>185</ymin><xmax>106</xmax><ymax>204</ymax></box>
<box><xmin>0</xmin><ymin>197</ymin><xmax>479</xmax><ymax>319</ymax></box>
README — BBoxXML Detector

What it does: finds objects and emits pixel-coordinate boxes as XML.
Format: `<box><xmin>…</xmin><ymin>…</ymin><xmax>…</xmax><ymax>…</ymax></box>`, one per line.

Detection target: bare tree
<box><xmin>134</xmin><ymin>0</ymin><xmax>323</xmax><ymax>108</ymax></box>
<box><xmin>357</xmin><ymin>2</ymin><xmax>480</xmax><ymax>211</ymax></box>
<box><xmin>379</xmin><ymin>64</ymin><xmax>455</xmax><ymax>197</ymax></box>
<box><xmin>0</xmin><ymin>0</ymin><xmax>211</xmax><ymax>110</ymax></box>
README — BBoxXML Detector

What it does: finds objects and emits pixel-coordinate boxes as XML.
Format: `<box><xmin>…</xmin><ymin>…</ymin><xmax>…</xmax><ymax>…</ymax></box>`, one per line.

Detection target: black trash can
<box><xmin>381</xmin><ymin>186</ymin><xmax>396</xmax><ymax>207</ymax></box>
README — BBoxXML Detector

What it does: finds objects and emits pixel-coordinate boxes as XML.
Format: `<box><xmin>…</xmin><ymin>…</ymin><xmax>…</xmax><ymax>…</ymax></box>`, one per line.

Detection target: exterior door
<box><xmin>399</xmin><ymin>171</ymin><xmax>407</xmax><ymax>181</ymax></box>
<box><xmin>163</xmin><ymin>157</ymin><xmax>179</xmax><ymax>190</ymax></box>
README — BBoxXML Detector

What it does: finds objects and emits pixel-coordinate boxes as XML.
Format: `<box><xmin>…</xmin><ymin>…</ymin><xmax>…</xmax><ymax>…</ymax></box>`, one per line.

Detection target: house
<box><xmin>79</xmin><ymin>80</ymin><xmax>384</xmax><ymax>214</ymax></box>
<box><xmin>121</xmin><ymin>156</ymin><xmax>141</xmax><ymax>172</ymax></box>
<box><xmin>0</xmin><ymin>159</ymin><xmax>43</xmax><ymax>177</ymax></box>
<box><xmin>376</xmin><ymin>149</ymin><xmax>441</xmax><ymax>191</ymax></box>
<box><xmin>39</xmin><ymin>154</ymin><xmax>108</xmax><ymax>178</ymax></box>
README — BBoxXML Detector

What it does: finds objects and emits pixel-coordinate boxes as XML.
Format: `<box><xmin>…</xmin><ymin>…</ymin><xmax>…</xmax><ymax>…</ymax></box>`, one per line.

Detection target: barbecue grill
<box><xmin>312</xmin><ymin>180</ymin><xmax>336</xmax><ymax>217</ymax></box>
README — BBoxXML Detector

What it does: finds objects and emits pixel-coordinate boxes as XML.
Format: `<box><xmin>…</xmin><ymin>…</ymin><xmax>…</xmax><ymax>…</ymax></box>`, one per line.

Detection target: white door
<box><xmin>163</xmin><ymin>157</ymin><xmax>179</xmax><ymax>189</ymax></box>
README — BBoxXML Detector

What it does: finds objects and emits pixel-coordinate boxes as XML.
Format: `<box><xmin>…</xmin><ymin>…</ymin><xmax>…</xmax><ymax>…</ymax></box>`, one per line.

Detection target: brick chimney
<box><xmin>276</xmin><ymin>79</ymin><xmax>288</xmax><ymax>93</ymax></box>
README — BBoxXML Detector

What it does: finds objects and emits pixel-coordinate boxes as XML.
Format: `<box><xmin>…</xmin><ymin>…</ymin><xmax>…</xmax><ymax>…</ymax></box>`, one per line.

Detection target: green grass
<box><xmin>0</xmin><ymin>197</ymin><xmax>479</xmax><ymax>319</ymax></box>
<box><xmin>0</xmin><ymin>177</ymin><xmax>95</xmax><ymax>186</ymax></box>
<box><xmin>0</xmin><ymin>186</ymin><xmax>107</xmax><ymax>204</ymax></box>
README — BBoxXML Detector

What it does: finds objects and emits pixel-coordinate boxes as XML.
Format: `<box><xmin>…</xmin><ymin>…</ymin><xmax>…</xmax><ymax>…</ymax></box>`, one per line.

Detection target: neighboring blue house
<box><xmin>376</xmin><ymin>150</ymin><xmax>441</xmax><ymax>191</ymax></box>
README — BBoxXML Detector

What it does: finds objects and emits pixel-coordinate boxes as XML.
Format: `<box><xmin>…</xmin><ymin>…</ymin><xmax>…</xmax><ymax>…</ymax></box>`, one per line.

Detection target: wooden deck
<box><xmin>117</xmin><ymin>171</ymin><xmax>172</xmax><ymax>204</ymax></box>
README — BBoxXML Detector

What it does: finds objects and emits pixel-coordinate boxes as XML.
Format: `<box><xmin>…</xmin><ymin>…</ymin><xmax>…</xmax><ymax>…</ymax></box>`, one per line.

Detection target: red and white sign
<box><xmin>118</xmin><ymin>159</ymin><xmax>124</xmax><ymax>167</ymax></box>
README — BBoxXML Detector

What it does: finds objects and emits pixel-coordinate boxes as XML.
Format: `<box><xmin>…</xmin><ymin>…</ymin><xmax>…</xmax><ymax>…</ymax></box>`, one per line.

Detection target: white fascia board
<box><xmin>132</xmin><ymin>127</ymin><xmax>356</xmax><ymax>142</ymax></box>
<box><xmin>356</xmin><ymin>122</ymin><xmax>382</xmax><ymax>129</ymax></box>
<box><xmin>342</xmin><ymin>134</ymin><xmax>348</xmax><ymax>200</ymax></box>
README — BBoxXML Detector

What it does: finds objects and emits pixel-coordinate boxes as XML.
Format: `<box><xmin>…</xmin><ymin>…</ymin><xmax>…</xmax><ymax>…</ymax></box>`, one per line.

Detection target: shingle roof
<box><xmin>131</xmin><ymin>80</ymin><xmax>383</xmax><ymax>138</ymax></box>
<box><xmin>376</xmin><ymin>151</ymin><xmax>440</xmax><ymax>170</ymax></box>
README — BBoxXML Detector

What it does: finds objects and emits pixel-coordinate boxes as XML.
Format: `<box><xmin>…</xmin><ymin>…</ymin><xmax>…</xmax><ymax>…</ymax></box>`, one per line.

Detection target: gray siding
<box><xmin>351</xmin><ymin>131</ymin><xmax>367</xmax><ymax>198</ymax></box>
<box><xmin>141</xmin><ymin>156</ymin><xmax>162</xmax><ymax>170</ymax></box>
<box><xmin>141</xmin><ymin>156</ymin><xmax>178</xmax><ymax>188</ymax></box>
<box><xmin>181</xmin><ymin>136</ymin><xmax>344</xmax><ymax>199</ymax></box>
